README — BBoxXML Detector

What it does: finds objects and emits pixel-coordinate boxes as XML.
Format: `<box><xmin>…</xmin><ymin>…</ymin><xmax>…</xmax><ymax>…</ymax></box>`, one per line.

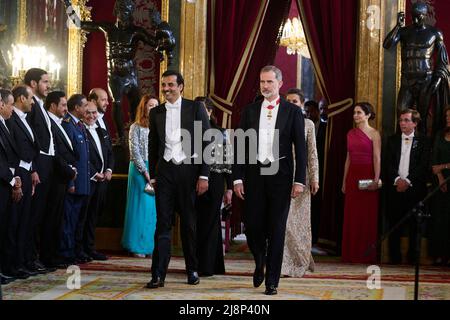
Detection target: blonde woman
<box><xmin>122</xmin><ymin>95</ymin><xmax>159</xmax><ymax>257</ymax></box>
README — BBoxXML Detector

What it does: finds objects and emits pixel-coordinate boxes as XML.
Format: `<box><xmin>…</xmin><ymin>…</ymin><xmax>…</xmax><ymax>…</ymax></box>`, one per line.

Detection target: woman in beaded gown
<box><xmin>122</xmin><ymin>95</ymin><xmax>159</xmax><ymax>257</ymax></box>
<box><xmin>281</xmin><ymin>89</ymin><xmax>319</xmax><ymax>277</ymax></box>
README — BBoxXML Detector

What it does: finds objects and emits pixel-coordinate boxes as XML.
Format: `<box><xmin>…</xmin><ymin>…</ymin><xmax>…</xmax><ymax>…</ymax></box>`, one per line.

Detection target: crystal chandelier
<box><xmin>280</xmin><ymin>17</ymin><xmax>310</xmax><ymax>58</ymax></box>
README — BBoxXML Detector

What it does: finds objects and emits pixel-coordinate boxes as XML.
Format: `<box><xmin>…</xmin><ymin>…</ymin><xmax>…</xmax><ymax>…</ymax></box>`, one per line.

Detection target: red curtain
<box><xmin>298</xmin><ymin>0</ymin><xmax>358</xmax><ymax>252</ymax></box>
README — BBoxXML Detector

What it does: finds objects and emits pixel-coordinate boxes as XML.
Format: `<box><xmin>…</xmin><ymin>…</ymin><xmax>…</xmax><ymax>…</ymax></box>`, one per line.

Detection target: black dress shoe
<box><xmin>89</xmin><ymin>251</ymin><xmax>108</xmax><ymax>261</ymax></box>
<box><xmin>253</xmin><ymin>267</ymin><xmax>264</xmax><ymax>288</ymax></box>
<box><xmin>187</xmin><ymin>271</ymin><xmax>200</xmax><ymax>285</ymax></box>
<box><xmin>264</xmin><ymin>285</ymin><xmax>278</xmax><ymax>295</ymax></box>
<box><xmin>26</xmin><ymin>262</ymin><xmax>48</xmax><ymax>274</ymax></box>
<box><xmin>75</xmin><ymin>253</ymin><xmax>92</xmax><ymax>264</ymax></box>
<box><xmin>10</xmin><ymin>268</ymin><xmax>31</xmax><ymax>279</ymax></box>
<box><xmin>146</xmin><ymin>276</ymin><xmax>165</xmax><ymax>288</ymax></box>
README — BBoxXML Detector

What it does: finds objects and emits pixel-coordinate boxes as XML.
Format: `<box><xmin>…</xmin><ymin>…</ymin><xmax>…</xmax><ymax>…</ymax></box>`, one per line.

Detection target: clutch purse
<box><xmin>358</xmin><ymin>179</ymin><xmax>382</xmax><ymax>190</ymax></box>
<box><xmin>144</xmin><ymin>183</ymin><xmax>155</xmax><ymax>195</ymax></box>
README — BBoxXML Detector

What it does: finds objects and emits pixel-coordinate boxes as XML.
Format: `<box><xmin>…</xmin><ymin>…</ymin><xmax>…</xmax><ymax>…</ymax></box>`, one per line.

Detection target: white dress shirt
<box><xmin>14</xmin><ymin>107</ymin><xmax>34</xmax><ymax>171</ymax></box>
<box><xmin>395</xmin><ymin>131</ymin><xmax>415</xmax><ymax>186</ymax></box>
<box><xmin>258</xmin><ymin>97</ymin><xmax>280</xmax><ymax>163</ymax></box>
<box><xmin>86</xmin><ymin>123</ymin><xmax>104</xmax><ymax>180</ymax></box>
<box><xmin>164</xmin><ymin>96</ymin><xmax>187</xmax><ymax>163</ymax></box>
<box><xmin>34</xmin><ymin>96</ymin><xmax>55</xmax><ymax>156</ymax></box>
<box><xmin>48</xmin><ymin>112</ymin><xmax>73</xmax><ymax>150</ymax></box>
<box><xmin>97</xmin><ymin>112</ymin><xmax>107</xmax><ymax>131</ymax></box>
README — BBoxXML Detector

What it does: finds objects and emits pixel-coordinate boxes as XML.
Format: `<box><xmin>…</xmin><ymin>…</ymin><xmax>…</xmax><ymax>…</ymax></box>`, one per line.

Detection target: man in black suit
<box><xmin>24</xmin><ymin>68</ymin><xmax>54</xmax><ymax>274</ymax></box>
<box><xmin>40</xmin><ymin>91</ymin><xmax>77</xmax><ymax>268</ymax></box>
<box><xmin>4</xmin><ymin>85</ymin><xmax>41</xmax><ymax>279</ymax></box>
<box><xmin>233</xmin><ymin>65</ymin><xmax>306</xmax><ymax>295</ymax></box>
<box><xmin>78</xmin><ymin>102</ymin><xmax>113</xmax><ymax>261</ymax></box>
<box><xmin>306</xmin><ymin>100</ymin><xmax>328</xmax><ymax>255</ymax></box>
<box><xmin>0</xmin><ymin>89</ymin><xmax>22</xmax><ymax>284</ymax></box>
<box><xmin>146</xmin><ymin>70</ymin><xmax>211</xmax><ymax>289</ymax></box>
<box><xmin>385</xmin><ymin>109</ymin><xmax>430</xmax><ymax>264</ymax></box>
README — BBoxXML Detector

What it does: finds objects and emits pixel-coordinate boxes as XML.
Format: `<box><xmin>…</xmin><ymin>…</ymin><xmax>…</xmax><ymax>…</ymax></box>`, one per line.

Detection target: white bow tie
<box><xmin>86</xmin><ymin>124</ymin><xmax>98</xmax><ymax>130</ymax></box>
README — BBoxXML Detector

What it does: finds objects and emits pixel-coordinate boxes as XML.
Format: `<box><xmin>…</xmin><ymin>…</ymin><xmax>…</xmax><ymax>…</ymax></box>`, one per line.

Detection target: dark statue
<box><xmin>63</xmin><ymin>0</ymin><xmax>175</xmax><ymax>143</ymax></box>
<box><xmin>384</xmin><ymin>2</ymin><xmax>450</xmax><ymax>137</ymax></box>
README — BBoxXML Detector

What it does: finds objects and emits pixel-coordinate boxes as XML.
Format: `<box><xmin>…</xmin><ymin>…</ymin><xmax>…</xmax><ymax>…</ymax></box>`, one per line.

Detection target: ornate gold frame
<box><xmin>67</xmin><ymin>0</ymin><xmax>92</xmax><ymax>96</ymax></box>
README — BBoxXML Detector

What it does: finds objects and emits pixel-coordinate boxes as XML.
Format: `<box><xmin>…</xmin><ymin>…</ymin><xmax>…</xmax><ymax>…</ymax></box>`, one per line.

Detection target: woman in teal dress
<box><xmin>122</xmin><ymin>95</ymin><xmax>159</xmax><ymax>257</ymax></box>
<box><xmin>430</xmin><ymin>106</ymin><xmax>450</xmax><ymax>266</ymax></box>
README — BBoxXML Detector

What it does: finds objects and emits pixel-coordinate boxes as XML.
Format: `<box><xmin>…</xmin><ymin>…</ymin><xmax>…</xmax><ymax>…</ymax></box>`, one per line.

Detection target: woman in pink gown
<box><xmin>341</xmin><ymin>102</ymin><xmax>381</xmax><ymax>264</ymax></box>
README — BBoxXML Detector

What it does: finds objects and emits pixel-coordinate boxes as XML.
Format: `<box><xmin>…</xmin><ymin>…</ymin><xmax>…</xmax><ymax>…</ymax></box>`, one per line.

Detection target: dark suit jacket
<box><xmin>50</xmin><ymin>118</ymin><xmax>77</xmax><ymax>183</ymax></box>
<box><xmin>0</xmin><ymin>134</ymin><xmax>13</xmax><ymax>187</ymax></box>
<box><xmin>232</xmin><ymin>99</ymin><xmax>307</xmax><ymax>185</ymax></box>
<box><xmin>6</xmin><ymin>111</ymin><xmax>40</xmax><ymax>172</ymax></box>
<box><xmin>385</xmin><ymin>132</ymin><xmax>430</xmax><ymax>193</ymax></box>
<box><xmin>148</xmin><ymin>98</ymin><xmax>211</xmax><ymax>178</ymax></box>
<box><xmin>27</xmin><ymin>97</ymin><xmax>51</xmax><ymax>153</ymax></box>
<box><xmin>86</xmin><ymin>127</ymin><xmax>113</xmax><ymax>178</ymax></box>
<box><xmin>96</xmin><ymin>119</ymin><xmax>114</xmax><ymax>172</ymax></box>
<box><xmin>0</xmin><ymin>120</ymin><xmax>20</xmax><ymax>171</ymax></box>
<box><xmin>61</xmin><ymin>113</ymin><xmax>90</xmax><ymax>196</ymax></box>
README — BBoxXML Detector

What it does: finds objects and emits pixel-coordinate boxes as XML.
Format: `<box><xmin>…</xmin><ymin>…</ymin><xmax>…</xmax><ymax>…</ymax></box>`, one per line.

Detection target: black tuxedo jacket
<box><xmin>96</xmin><ymin>119</ymin><xmax>115</xmax><ymax>172</ymax></box>
<box><xmin>0</xmin><ymin>134</ymin><xmax>13</xmax><ymax>187</ymax></box>
<box><xmin>385</xmin><ymin>132</ymin><xmax>431</xmax><ymax>190</ymax></box>
<box><xmin>27</xmin><ymin>97</ymin><xmax>51</xmax><ymax>153</ymax></box>
<box><xmin>86</xmin><ymin>127</ymin><xmax>113</xmax><ymax>178</ymax></box>
<box><xmin>232</xmin><ymin>99</ymin><xmax>307</xmax><ymax>185</ymax></box>
<box><xmin>148</xmin><ymin>98</ymin><xmax>211</xmax><ymax>178</ymax></box>
<box><xmin>0</xmin><ymin>120</ymin><xmax>20</xmax><ymax>170</ymax></box>
<box><xmin>6</xmin><ymin>111</ymin><xmax>40</xmax><ymax>171</ymax></box>
<box><xmin>50</xmin><ymin>118</ymin><xmax>77</xmax><ymax>182</ymax></box>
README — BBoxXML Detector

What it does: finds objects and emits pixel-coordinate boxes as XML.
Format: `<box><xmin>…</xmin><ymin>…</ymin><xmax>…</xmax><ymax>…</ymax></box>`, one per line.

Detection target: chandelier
<box><xmin>280</xmin><ymin>17</ymin><xmax>310</xmax><ymax>58</ymax></box>
<box><xmin>8</xmin><ymin>44</ymin><xmax>61</xmax><ymax>85</ymax></box>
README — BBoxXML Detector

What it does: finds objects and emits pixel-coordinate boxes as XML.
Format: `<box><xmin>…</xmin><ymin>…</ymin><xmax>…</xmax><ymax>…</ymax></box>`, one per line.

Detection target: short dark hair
<box><xmin>45</xmin><ymin>91</ymin><xmax>66</xmax><ymax>110</ymax></box>
<box><xmin>305</xmin><ymin>100</ymin><xmax>319</xmax><ymax>111</ymax></box>
<box><xmin>287</xmin><ymin>88</ymin><xmax>305</xmax><ymax>103</ymax></box>
<box><xmin>24</xmin><ymin>68</ymin><xmax>48</xmax><ymax>86</ymax></box>
<box><xmin>88</xmin><ymin>90</ymin><xmax>99</xmax><ymax>101</ymax></box>
<box><xmin>12</xmin><ymin>85</ymin><xmax>31</xmax><ymax>102</ymax></box>
<box><xmin>67</xmin><ymin>94</ymin><xmax>86</xmax><ymax>112</ymax></box>
<box><xmin>162</xmin><ymin>70</ymin><xmax>184</xmax><ymax>87</ymax></box>
<box><xmin>399</xmin><ymin>108</ymin><xmax>421</xmax><ymax>124</ymax></box>
<box><xmin>0</xmin><ymin>89</ymin><xmax>12</xmax><ymax>104</ymax></box>
<box><xmin>355</xmin><ymin>102</ymin><xmax>376</xmax><ymax>120</ymax></box>
<box><xmin>194</xmin><ymin>96</ymin><xmax>214</xmax><ymax>110</ymax></box>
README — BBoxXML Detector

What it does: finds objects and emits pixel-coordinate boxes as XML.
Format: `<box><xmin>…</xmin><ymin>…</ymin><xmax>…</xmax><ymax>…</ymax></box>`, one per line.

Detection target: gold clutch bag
<box><xmin>358</xmin><ymin>179</ymin><xmax>382</xmax><ymax>190</ymax></box>
<box><xmin>144</xmin><ymin>183</ymin><xmax>155</xmax><ymax>195</ymax></box>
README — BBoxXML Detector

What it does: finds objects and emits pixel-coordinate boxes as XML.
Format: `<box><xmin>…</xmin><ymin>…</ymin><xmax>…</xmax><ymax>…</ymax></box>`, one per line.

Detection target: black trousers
<box><xmin>151</xmin><ymin>161</ymin><xmax>198</xmax><ymax>279</ymax></box>
<box><xmin>387</xmin><ymin>186</ymin><xmax>425</xmax><ymax>263</ymax></box>
<box><xmin>243</xmin><ymin>163</ymin><xmax>292</xmax><ymax>288</ymax></box>
<box><xmin>196</xmin><ymin>172</ymin><xmax>225</xmax><ymax>275</ymax></box>
<box><xmin>8</xmin><ymin>167</ymin><xmax>32</xmax><ymax>270</ymax></box>
<box><xmin>39</xmin><ymin>180</ymin><xmax>67</xmax><ymax>264</ymax></box>
<box><xmin>28</xmin><ymin>154</ymin><xmax>54</xmax><ymax>264</ymax></box>
<box><xmin>0</xmin><ymin>184</ymin><xmax>11</xmax><ymax>273</ymax></box>
<box><xmin>82</xmin><ymin>181</ymin><xmax>107</xmax><ymax>255</ymax></box>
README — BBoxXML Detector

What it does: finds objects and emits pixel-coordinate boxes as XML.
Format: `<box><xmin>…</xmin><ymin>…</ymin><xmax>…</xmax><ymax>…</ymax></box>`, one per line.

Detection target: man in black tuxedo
<box><xmin>146</xmin><ymin>70</ymin><xmax>211</xmax><ymax>289</ymax></box>
<box><xmin>40</xmin><ymin>91</ymin><xmax>77</xmax><ymax>268</ymax></box>
<box><xmin>24</xmin><ymin>68</ymin><xmax>54</xmax><ymax>274</ymax></box>
<box><xmin>79</xmin><ymin>102</ymin><xmax>113</xmax><ymax>261</ymax></box>
<box><xmin>5</xmin><ymin>85</ymin><xmax>41</xmax><ymax>279</ymax></box>
<box><xmin>385</xmin><ymin>109</ymin><xmax>430</xmax><ymax>264</ymax></box>
<box><xmin>233</xmin><ymin>65</ymin><xmax>306</xmax><ymax>295</ymax></box>
<box><xmin>0</xmin><ymin>89</ymin><xmax>22</xmax><ymax>284</ymax></box>
<box><xmin>306</xmin><ymin>100</ymin><xmax>328</xmax><ymax>254</ymax></box>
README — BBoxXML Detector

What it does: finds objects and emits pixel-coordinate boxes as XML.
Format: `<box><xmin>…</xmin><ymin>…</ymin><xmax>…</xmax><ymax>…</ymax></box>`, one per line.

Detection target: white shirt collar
<box><xmin>33</xmin><ymin>95</ymin><xmax>44</xmax><ymax>107</ymax></box>
<box><xmin>48</xmin><ymin>111</ymin><xmax>62</xmax><ymax>125</ymax></box>
<box><xmin>402</xmin><ymin>131</ymin><xmax>415</xmax><ymax>140</ymax></box>
<box><xmin>14</xmin><ymin>106</ymin><xmax>27</xmax><ymax>119</ymax></box>
<box><xmin>68</xmin><ymin>112</ymin><xmax>80</xmax><ymax>124</ymax></box>
<box><xmin>85</xmin><ymin>123</ymin><xmax>98</xmax><ymax>130</ymax></box>
<box><xmin>98</xmin><ymin>112</ymin><xmax>105</xmax><ymax>120</ymax></box>
<box><xmin>166</xmin><ymin>96</ymin><xmax>182</xmax><ymax>109</ymax></box>
<box><xmin>262</xmin><ymin>96</ymin><xmax>280</xmax><ymax>109</ymax></box>
<box><xmin>0</xmin><ymin>115</ymin><xmax>5</xmax><ymax>122</ymax></box>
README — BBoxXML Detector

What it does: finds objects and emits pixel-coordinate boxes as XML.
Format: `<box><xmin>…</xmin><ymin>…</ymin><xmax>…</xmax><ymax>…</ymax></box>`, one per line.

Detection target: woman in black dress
<box><xmin>194</xmin><ymin>97</ymin><xmax>232</xmax><ymax>276</ymax></box>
